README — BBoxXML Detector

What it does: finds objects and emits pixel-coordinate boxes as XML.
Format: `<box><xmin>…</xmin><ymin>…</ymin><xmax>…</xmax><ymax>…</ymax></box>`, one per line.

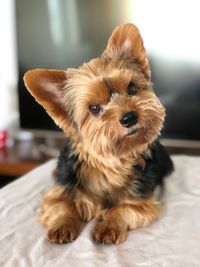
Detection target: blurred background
<box><xmin>0</xmin><ymin>0</ymin><xmax>200</xmax><ymax>187</ymax></box>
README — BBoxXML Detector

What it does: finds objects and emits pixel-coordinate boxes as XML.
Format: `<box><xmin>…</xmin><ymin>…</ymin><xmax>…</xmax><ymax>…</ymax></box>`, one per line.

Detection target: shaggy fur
<box><xmin>24</xmin><ymin>23</ymin><xmax>173</xmax><ymax>244</ymax></box>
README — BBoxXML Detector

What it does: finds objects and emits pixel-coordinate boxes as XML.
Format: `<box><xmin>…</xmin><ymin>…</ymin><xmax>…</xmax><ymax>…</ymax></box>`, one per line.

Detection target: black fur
<box><xmin>135</xmin><ymin>140</ymin><xmax>174</xmax><ymax>196</ymax></box>
<box><xmin>56</xmin><ymin>141</ymin><xmax>79</xmax><ymax>190</ymax></box>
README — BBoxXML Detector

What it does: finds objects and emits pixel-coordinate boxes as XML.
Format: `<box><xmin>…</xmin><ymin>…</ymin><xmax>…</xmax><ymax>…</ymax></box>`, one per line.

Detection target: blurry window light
<box><xmin>127</xmin><ymin>0</ymin><xmax>200</xmax><ymax>62</ymax></box>
<box><xmin>47</xmin><ymin>0</ymin><xmax>80</xmax><ymax>46</ymax></box>
<box><xmin>47</xmin><ymin>0</ymin><xmax>63</xmax><ymax>46</ymax></box>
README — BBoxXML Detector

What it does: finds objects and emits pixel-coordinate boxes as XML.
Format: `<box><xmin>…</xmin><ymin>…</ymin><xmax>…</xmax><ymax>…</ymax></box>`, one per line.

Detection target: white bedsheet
<box><xmin>0</xmin><ymin>155</ymin><xmax>200</xmax><ymax>267</ymax></box>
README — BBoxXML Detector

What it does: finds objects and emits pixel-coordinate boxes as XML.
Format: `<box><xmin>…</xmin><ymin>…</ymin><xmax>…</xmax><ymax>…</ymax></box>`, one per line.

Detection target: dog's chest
<box><xmin>56</xmin><ymin>142</ymin><xmax>150</xmax><ymax>205</ymax></box>
<box><xmin>78</xmin><ymin>156</ymin><xmax>141</xmax><ymax>202</ymax></box>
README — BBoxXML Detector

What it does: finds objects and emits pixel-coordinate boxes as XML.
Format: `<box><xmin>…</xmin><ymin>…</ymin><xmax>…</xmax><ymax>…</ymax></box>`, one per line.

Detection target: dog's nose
<box><xmin>119</xmin><ymin>111</ymin><xmax>138</xmax><ymax>128</ymax></box>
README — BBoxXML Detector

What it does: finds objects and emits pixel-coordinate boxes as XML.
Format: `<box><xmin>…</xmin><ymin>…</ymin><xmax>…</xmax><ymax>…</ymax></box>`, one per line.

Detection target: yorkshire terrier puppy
<box><xmin>24</xmin><ymin>23</ymin><xmax>173</xmax><ymax>244</ymax></box>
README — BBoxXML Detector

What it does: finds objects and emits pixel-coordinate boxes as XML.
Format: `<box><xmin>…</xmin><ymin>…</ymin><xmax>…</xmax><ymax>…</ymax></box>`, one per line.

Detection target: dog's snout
<box><xmin>119</xmin><ymin>111</ymin><xmax>138</xmax><ymax>128</ymax></box>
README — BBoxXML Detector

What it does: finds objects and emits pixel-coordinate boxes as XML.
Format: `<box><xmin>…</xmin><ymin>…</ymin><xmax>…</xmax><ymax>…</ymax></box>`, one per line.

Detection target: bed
<box><xmin>0</xmin><ymin>155</ymin><xmax>200</xmax><ymax>267</ymax></box>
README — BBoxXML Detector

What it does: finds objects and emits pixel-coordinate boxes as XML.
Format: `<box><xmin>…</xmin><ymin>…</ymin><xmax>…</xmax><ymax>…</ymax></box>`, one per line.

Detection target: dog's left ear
<box><xmin>104</xmin><ymin>23</ymin><xmax>151</xmax><ymax>80</ymax></box>
<box><xmin>23</xmin><ymin>69</ymin><xmax>72</xmax><ymax>133</ymax></box>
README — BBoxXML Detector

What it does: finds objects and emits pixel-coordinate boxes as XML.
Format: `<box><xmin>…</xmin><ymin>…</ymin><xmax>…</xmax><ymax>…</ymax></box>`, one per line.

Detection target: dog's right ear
<box><xmin>23</xmin><ymin>69</ymin><xmax>72</xmax><ymax>133</ymax></box>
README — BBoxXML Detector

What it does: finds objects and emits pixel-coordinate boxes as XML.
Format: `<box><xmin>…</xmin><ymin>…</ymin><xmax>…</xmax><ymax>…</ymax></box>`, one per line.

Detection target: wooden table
<box><xmin>0</xmin><ymin>139</ymin><xmax>51</xmax><ymax>178</ymax></box>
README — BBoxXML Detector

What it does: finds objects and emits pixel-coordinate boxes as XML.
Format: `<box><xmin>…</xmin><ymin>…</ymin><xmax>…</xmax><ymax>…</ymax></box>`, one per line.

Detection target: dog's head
<box><xmin>24</xmin><ymin>24</ymin><xmax>165</xmax><ymax>156</ymax></box>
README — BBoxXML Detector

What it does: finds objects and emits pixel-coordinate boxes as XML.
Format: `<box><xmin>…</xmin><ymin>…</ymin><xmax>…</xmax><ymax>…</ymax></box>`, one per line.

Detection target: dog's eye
<box><xmin>127</xmin><ymin>82</ymin><xmax>137</xmax><ymax>95</ymax></box>
<box><xmin>89</xmin><ymin>105</ymin><xmax>102</xmax><ymax>115</ymax></box>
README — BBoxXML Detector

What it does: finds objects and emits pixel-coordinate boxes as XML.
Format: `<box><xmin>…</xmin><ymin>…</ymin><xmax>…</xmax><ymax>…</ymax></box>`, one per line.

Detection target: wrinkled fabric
<box><xmin>0</xmin><ymin>155</ymin><xmax>200</xmax><ymax>267</ymax></box>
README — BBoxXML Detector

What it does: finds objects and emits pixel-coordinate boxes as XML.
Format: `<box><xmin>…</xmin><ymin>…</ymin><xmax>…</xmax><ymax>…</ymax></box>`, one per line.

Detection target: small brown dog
<box><xmin>24</xmin><ymin>23</ymin><xmax>173</xmax><ymax>244</ymax></box>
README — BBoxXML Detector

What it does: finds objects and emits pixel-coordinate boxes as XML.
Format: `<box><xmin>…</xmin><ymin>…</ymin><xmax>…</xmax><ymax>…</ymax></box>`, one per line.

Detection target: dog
<box><xmin>24</xmin><ymin>23</ymin><xmax>173</xmax><ymax>244</ymax></box>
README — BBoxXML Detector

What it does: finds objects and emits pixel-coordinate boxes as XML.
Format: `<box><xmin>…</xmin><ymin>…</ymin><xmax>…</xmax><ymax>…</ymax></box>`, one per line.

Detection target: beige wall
<box><xmin>0</xmin><ymin>0</ymin><xmax>18</xmax><ymax>133</ymax></box>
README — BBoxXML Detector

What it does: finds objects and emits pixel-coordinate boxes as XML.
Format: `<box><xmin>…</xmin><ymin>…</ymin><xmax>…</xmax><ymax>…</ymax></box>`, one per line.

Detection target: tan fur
<box><xmin>24</xmin><ymin>24</ymin><xmax>165</xmax><ymax>244</ymax></box>
<box><xmin>74</xmin><ymin>190</ymin><xmax>101</xmax><ymax>222</ymax></box>
<box><xmin>105</xmin><ymin>23</ymin><xmax>151</xmax><ymax>80</ymax></box>
<box><xmin>39</xmin><ymin>186</ymin><xmax>160</xmax><ymax>244</ymax></box>
<box><xmin>93</xmin><ymin>198</ymin><xmax>160</xmax><ymax>244</ymax></box>
<box><xmin>39</xmin><ymin>186</ymin><xmax>82</xmax><ymax>243</ymax></box>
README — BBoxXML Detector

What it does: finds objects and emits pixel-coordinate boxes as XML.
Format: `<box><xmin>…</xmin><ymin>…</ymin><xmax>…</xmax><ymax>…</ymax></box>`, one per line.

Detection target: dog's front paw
<box><xmin>47</xmin><ymin>225</ymin><xmax>78</xmax><ymax>244</ymax></box>
<box><xmin>92</xmin><ymin>221</ymin><xmax>127</xmax><ymax>244</ymax></box>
